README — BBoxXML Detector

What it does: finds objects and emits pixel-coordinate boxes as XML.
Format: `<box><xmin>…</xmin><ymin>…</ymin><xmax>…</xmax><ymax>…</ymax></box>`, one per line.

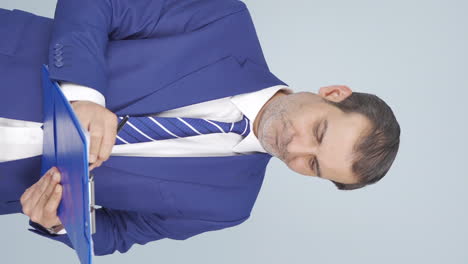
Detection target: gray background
<box><xmin>1</xmin><ymin>0</ymin><xmax>467</xmax><ymax>263</ymax></box>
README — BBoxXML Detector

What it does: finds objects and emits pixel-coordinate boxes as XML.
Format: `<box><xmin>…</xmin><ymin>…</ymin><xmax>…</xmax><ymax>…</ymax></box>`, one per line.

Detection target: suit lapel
<box><xmin>114</xmin><ymin>55</ymin><xmax>287</xmax><ymax>116</ymax></box>
<box><xmin>105</xmin><ymin>152</ymin><xmax>273</xmax><ymax>187</ymax></box>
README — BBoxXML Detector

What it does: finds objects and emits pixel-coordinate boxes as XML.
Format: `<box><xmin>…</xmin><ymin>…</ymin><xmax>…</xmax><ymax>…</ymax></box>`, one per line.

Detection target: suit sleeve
<box><xmin>29</xmin><ymin>207</ymin><xmax>249</xmax><ymax>256</ymax></box>
<box><xmin>48</xmin><ymin>0</ymin><xmax>247</xmax><ymax>100</ymax></box>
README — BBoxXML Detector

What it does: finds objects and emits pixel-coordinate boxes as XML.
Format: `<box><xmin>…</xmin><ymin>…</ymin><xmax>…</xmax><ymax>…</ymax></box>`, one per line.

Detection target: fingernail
<box><xmin>89</xmin><ymin>154</ymin><xmax>96</xmax><ymax>163</ymax></box>
<box><xmin>53</xmin><ymin>172</ymin><xmax>60</xmax><ymax>181</ymax></box>
<box><xmin>55</xmin><ymin>185</ymin><xmax>61</xmax><ymax>193</ymax></box>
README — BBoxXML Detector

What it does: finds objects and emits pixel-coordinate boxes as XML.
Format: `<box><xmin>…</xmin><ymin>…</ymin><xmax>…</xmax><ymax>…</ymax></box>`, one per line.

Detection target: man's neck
<box><xmin>253</xmin><ymin>89</ymin><xmax>290</xmax><ymax>137</ymax></box>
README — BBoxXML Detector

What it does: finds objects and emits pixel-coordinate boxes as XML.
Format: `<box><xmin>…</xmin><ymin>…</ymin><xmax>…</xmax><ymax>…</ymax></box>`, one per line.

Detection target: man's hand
<box><xmin>71</xmin><ymin>100</ymin><xmax>117</xmax><ymax>171</ymax></box>
<box><xmin>20</xmin><ymin>167</ymin><xmax>63</xmax><ymax>229</ymax></box>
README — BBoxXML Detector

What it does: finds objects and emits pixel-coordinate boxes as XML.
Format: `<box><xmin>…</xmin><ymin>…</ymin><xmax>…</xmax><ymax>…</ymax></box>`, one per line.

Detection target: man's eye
<box><xmin>309</xmin><ymin>159</ymin><xmax>315</xmax><ymax>172</ymax></box>
<box><xmin>317</xmin><ymin>121</ymin><xmax>323</xmax><ymax>143</ymax></box>
<box><xmin>314</xmin><ymin>122</ymin><xmax>320</xmax><ymax>143</ymax></box>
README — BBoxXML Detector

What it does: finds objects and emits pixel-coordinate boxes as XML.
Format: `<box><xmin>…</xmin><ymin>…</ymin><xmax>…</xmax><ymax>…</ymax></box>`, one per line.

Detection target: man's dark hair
<box><xmin>324</xmin><ymin>92</ymin><xmax>400</xmax><ymax>191</ymax></box>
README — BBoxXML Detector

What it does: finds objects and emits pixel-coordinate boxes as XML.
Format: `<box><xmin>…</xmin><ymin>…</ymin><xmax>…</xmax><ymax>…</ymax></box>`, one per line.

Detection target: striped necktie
<box><xmin>115</xmin><ymin>115</ymin><xmax>251</xmax><ymax>145</ymax></box>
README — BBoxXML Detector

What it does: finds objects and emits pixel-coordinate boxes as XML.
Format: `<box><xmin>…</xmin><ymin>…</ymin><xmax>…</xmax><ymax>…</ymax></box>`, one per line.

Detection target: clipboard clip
<box><xmin>89</xmin><ymin>172</ymin><xmax>97</xmax><ymax>234</ymax></box>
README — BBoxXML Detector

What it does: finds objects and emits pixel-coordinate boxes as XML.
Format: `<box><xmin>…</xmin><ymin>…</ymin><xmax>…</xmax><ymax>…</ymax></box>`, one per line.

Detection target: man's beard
<box><xmin>258</xmin><ymin>109</ymin><xmax>290</xmax><ymax>161</ymax></box>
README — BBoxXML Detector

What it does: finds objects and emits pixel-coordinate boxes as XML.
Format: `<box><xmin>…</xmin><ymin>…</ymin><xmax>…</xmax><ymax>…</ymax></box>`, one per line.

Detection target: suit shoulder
<box><xmin>178</xmin><ymin>0</ymin><xmax>249</xmax><ymax>32</ymax></box>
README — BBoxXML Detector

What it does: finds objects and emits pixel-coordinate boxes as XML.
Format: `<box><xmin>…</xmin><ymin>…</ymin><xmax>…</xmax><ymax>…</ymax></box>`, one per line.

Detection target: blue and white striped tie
<box><xmin>115</xmin><ymin>115</ymin><xmax>251</xmax><ymax>145</ymax></box>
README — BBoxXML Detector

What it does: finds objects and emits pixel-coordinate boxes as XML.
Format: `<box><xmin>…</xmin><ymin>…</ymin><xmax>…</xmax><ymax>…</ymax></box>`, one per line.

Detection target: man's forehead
<box><xmin>319</xmin><ymin>113</ymin><xmax>366</xmax><ymax>184</ymax></box>
<box><xmin>319</xmin><ymin>152</ymin><xmax>356</xmax><ymax>184</ymax></box>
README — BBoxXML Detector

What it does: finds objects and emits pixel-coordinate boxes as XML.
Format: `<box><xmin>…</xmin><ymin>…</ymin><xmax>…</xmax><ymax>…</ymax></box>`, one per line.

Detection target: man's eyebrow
<box><xmin>315</xmin><ymin>119</ymin><xmax>327</xmax><ymax>178</ymax></box>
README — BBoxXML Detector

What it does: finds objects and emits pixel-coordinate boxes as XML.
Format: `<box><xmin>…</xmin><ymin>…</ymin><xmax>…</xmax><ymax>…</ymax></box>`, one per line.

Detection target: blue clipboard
<box><xmin>41</xmin><ymin>64</ymin><xmax>95</xmax><ymax>264</ymax></box>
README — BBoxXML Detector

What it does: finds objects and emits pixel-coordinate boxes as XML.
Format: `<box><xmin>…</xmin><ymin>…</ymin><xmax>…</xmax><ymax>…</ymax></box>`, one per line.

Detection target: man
<box><xmin>0</xmin><ymin>0</ymin><xmax>400</xmax><ymax>256</ymax></box>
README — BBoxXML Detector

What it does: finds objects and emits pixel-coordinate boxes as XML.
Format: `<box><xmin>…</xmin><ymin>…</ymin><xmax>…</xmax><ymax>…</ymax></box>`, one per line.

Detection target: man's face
<box><xmin>256</xmin><ymin>86</ymin><xmax>372</xmax><ymax>185</ymax></box>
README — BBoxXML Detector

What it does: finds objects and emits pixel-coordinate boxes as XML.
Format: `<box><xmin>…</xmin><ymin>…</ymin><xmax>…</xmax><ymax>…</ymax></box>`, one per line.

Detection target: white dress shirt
<box><xmin>0</xmin><ymin>83</ymin><xmax>292</xmax><ymax>161</ymax></box>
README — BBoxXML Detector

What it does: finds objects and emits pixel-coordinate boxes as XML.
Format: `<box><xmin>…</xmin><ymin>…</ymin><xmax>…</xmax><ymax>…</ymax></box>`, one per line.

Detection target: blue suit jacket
<box><xmin>0</xmin><ymin>0</ymin><xmax>287</xmax><ymax>255</ymax></box>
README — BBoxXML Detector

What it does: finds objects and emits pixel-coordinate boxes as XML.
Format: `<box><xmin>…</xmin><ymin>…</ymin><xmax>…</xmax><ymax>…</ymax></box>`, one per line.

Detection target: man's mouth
<box><xmin>276</xmin><ymin>129</ymin><xmax>283</xmax><ymax>160</ymax></box>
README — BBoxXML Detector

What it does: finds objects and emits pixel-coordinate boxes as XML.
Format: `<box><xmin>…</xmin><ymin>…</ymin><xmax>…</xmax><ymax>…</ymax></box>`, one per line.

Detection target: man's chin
<box><xmin>259</xmin><ymin>140</ymin><xmax>278</xmax><ymax>158</ymax></box>
<box><xmin>265</xmin><ymin>143</ymin><xmax>283</xmax><ymax>160</ymax></box>
<box><xmin>258</xmin><ymin>126</ymin><xmax>281</xmax><ymax>158</ymax></box>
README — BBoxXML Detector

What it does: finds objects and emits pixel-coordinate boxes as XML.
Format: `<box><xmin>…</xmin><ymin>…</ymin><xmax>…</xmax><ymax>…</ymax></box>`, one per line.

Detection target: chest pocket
<box><xmin>0</xmin><ymin>9</ymin><xmax>35</xmax><ymax>56</ymax></box>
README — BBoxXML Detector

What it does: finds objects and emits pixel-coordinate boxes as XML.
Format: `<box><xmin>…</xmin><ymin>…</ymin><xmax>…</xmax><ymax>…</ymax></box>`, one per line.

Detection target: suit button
<box><xmin>55</xmin><ymin>61</ymin><xmax>64</xmax><ymax>67</ymax></box>
<box><xmin>54</xmin><ymin>50</ymin><xmax>63</xmax><ymax>56</ymax></box>
<box><xmin>54</xmin><ymin>43</ymin><xmax>63</xmax><ymax>49</ymax></box>
<box><xmin>54</xmin><ymin>55</ymin><xmax>63</xmax><ymax>61</ymax></box>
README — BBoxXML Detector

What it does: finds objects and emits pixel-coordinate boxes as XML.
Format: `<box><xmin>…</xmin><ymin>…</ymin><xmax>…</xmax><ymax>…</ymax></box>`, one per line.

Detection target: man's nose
<box><xmin>286</xmin><ymin>139</ymin><xmax>317</xmax><ymax>156</ymax></box>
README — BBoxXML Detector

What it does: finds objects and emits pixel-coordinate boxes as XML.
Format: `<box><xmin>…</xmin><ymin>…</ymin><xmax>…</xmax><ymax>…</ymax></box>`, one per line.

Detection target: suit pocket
<box><xmin>0</xmin><ymin>9</ymin><xmax>35</xmax><ymax>56</ymax></box>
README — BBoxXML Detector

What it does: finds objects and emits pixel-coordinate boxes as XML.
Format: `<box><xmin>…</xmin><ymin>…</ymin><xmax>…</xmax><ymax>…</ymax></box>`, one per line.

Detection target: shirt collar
<box><xmin>230</xmin><ymin>85</ymin><xmax>293</xmax><ymax>154</ymax></box>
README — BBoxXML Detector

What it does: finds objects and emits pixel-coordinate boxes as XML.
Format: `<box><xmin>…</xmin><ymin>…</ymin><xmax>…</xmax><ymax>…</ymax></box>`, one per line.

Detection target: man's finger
<box><xmin>35</xmin><ymin>172</ymin><xmax>60</xmax><ymax>212</ymax></box>
<box><xmin>98</xmin><ymin>125</ymin><xmax>116</xmax><ymax>163</ymax></box>
<box><xmin>44</xmin><ymin>185</ymin><xmax>62</xmax><ymax>219</ymax></box>
<box><xmin>27</xmin><ymin>172</ymin><xmax>52</xmax><ymax>210</ymax></box>
<box><xmin>40</xmin><ymin>184</ymin><xmax>63</xmax><ymax>228</ymax></box>
<box><xmin>21</xmin><ymin>169</ymin><xmax>54</xmax><ymax>211</ymax></box>
<box><xmin>89</xmin><ymin>159</ymin><xmax>103</xmax><ymax>171</ymax></box>
<box><xmin>89</xmin><ymin>125</ymin><xmax>104</xmax><ymax>163</ymax></box>
<box><xmin>34</xmin><ymin>170</ymin><xmax>52</xmax><ymax>188</ymax></box>
<box><xmin>21</xmin><ymin>186</ymin><xmax>35</xmax><ymax>205</ymax></box>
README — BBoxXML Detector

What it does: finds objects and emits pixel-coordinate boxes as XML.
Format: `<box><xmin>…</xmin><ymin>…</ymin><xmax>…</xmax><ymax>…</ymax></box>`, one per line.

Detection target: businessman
<box><xmin>0</xmin><ymin>0</ymin><xmax>400</xmax><ymax>256</ymax></box>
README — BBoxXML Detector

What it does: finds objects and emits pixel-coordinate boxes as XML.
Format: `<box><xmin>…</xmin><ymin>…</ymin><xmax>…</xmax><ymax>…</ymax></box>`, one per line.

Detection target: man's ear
<box><xmin>318</xmin><ymin>85</ymin><xmax>352</xmax><ymax>103</ymax></box>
